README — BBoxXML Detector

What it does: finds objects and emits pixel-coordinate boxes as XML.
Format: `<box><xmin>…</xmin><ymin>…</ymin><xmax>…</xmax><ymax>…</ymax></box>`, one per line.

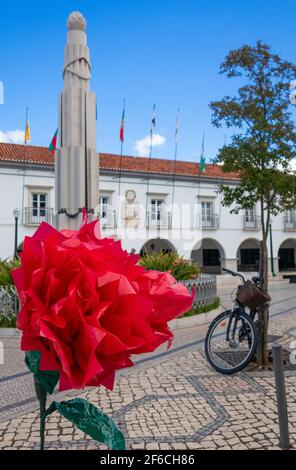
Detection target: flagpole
<box><xmin>197</xmin><ymin>132</ymin><xmax>206</xmax><ymax>231</ymax></box>
<box><xmin>117</xmin><ymin>98</ymin><xmax>126</xmax><ymax>236</ymax></box>
<box><xmin>22</xmin><ymin>107</ymin><xmax>29</xmax><ymax>229</ymax></box>
<box><xmin>200</xmin><ymin>131</ymin><xmax>206</xmax><ymax>174</ymax></box>
<box><xmin>145</xmin><ymin>104</ymin><xmax>156</xmax><ymax>233</ymax></box>
<box><xmin>171</xmin><ymin>107</ymin><xmax>180</xmax><ymax>219</ymax></box>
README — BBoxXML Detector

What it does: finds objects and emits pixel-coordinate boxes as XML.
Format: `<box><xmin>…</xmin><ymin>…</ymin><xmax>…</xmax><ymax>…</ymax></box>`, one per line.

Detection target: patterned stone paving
<box><xmin>0</xmin><ymin>282</ymin><xmax>296</xmax><ymax>450</ymax></box>
<box><xmin>0</xmin><ymin>345</ymin><xmax>296</xmax><ymax>450</ymax></box>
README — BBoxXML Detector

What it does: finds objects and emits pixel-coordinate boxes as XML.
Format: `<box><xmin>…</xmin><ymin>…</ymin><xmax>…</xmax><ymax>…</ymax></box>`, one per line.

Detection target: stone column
<box><xmin>55</xmin><ymin>11</ymin><xmax>99</xmax><ymax>230</ymax></box>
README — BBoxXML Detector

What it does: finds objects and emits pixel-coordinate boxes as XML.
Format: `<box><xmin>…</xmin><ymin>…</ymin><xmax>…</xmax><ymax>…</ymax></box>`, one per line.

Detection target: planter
<box><xmin>181</xmin><ymin>275</ymin><xmax>217</xmax><ymax>308</ymax></box>
<box><xmin>0</xmin><ymin>327</ymin><xmax>20</xmax><ymax>337</ymax></box>
<box><xmin>169</xmin><ymin>306</ymin><xmax>222</xmax><ymax>329</ymax></box>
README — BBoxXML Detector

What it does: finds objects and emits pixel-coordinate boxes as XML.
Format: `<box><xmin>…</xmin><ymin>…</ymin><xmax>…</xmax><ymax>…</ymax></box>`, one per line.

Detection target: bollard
<box><xmin>272</xmin><ymin>344</ymin><xmax>290</xmax><ymax>449</ymax></box>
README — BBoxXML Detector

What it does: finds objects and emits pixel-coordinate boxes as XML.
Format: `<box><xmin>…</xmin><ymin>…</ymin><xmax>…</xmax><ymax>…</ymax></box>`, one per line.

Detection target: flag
<box><xmin>150</xmin><ymin>104</ymin><xmax>156</xmax><ymax>136</ymax></box>
<box><xmin>120</xmin><ymin>105</ymin><xmax>125</xmax><ymax>143</ymax></box>
<box><xmin>48</xmin><ymin>128</ymin><xmax>58</xmax><ymax>157</ymax></box>
<box><xmin>200</xmin><ymin>132</ymin><xmax>206</xmax><ymax>173</ymax></box>
<box><xmin>24</xmin><ymin>119</ymin><xmax>30</xmax><ymax>144</ymax></box>
<box><xmin>175</xmin><ymin>108</ymin><xmax>180</xmax><ymax>144</ymax></box>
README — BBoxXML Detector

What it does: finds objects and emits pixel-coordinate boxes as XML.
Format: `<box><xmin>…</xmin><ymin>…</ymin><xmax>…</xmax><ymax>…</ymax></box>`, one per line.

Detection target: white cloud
<box><xmin>0</xmin><ymin>129</ymin><xmax>24</xmax><ymax>144</ymax></box>
<box><xmin>134</xmin><ymin>133</ymin><xmax>166</xmax><ymax>156</ymax></box>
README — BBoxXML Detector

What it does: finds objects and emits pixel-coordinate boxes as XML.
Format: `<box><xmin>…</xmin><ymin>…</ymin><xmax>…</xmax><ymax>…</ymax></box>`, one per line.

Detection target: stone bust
<box><xmin>123</xmin><ymin>190</ymin><xmax>140</xmax><ymax>228</ymax></box>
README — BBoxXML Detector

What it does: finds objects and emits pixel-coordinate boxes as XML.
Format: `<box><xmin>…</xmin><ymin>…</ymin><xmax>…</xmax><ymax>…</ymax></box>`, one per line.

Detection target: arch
<box><xmin>237</xmin><ymin>238</ymin><xmax>260</xmax><ymax>272</ymax></box>
<box><xmin>278</xmin><ymin>238</ymin><xmax>296</xmax><ymax>272</ymax></box>
<box><xmin>140</xmin><ymin>239</ymin><xmax>176</xmax><ymax>257</ymax></box>
<box><xmin>191</xmin><ymin>238</ymin><xmax>225</xmax><ymax>275</ymax></box>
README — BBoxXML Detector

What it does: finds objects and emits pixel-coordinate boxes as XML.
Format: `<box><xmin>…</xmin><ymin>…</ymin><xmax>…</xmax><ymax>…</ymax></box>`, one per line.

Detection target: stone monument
<box><xmin>55</xmin><ymin>11</ymin><xmax>99</xmax><ymax>230</ymax></box>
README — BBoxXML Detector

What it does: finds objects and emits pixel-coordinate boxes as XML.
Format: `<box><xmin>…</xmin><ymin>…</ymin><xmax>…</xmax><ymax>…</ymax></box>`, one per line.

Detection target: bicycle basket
<box><xmin>236</xmin><ymin>280</ymin><xmax>271</xmax><ymax>310</ymax></box>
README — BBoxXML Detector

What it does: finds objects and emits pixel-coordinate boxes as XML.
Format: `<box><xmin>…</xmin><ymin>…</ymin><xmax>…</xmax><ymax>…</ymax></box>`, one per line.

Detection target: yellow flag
<box><xmin>24</xmin><ymin>121</ymin><xmax>30</xmax><ymax>144</ymax></box>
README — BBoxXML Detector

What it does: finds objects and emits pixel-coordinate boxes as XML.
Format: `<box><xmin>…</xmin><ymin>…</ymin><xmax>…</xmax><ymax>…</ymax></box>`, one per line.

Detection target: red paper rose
<box><xmin>12</xmin><ymin>221</ymin><xmax>194</xmax><ymax>392</ymax></box>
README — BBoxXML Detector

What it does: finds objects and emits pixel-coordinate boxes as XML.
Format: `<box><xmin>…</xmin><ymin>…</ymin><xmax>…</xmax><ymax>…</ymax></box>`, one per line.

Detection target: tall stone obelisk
<box><xmin>55</xmin><ymin>11</ymin><xmax>99</xmax><ymax>230</ymax></box>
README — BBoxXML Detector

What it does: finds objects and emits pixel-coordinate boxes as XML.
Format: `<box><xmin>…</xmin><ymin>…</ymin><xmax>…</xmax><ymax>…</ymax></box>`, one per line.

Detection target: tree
<box><xmin>210</xmin><ymin>41</ymin><xmax>296</xmax><ymax>367</ymax></box>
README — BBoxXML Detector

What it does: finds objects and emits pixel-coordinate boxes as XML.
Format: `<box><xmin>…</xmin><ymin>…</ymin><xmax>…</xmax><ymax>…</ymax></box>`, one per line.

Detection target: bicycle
<box><xmin>205</xmin><ymin>267</ymin><xmax>271</xmax><ymax>374</ymax></box>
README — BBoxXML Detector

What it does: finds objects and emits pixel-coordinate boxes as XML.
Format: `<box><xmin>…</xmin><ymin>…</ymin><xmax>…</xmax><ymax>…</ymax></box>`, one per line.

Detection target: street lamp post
<box><xmin>13</xmin><ymin>209</ymin><xmax>20</xmax><ymax>258</ymax></box>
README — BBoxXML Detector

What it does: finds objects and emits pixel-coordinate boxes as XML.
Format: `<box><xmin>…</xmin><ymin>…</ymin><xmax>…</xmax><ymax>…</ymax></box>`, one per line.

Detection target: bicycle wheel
<box><xmin>205</xmin><ymin>309</ymin><xmax>258</xmax><ymax>374</ymax></box>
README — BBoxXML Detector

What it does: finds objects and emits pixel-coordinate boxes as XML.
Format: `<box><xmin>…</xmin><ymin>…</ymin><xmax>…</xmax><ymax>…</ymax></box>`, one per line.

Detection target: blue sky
<box><xmin>0</xmin><ymin>0</ymin><xmax>296</xmax><ymax>163</ymax></box>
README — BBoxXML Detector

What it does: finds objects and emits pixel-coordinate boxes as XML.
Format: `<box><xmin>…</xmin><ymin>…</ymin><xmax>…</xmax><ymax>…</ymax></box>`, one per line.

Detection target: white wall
<box><xmin>0</xmin><ymin>164</ymin><xmax>295</xmax><ymax>276</ymax></box>
<box><xmin>0</xmin><ymin>167</ymin><xmax>55</xmax><ymax>259</ymax></box>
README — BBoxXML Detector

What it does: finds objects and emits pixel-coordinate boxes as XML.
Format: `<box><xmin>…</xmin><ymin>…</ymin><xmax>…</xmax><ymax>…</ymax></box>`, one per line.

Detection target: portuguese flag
<box><xmin>48</xmin><ymin>128</ymin><xmax>58</xmax><ymax>157</ymax></box>
<box><xmin>200</xmin><ymin>132</ymin><xmax>206</xmax><ymax>173</ymax></box>
<box><xmin>120</xmin><ymin>107</ymin><xmax>125</xmax><ymax>143</ymax></box>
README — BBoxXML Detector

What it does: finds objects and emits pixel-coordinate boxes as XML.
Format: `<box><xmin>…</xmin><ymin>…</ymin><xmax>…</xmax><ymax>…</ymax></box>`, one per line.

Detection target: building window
<box><xmin>245</xmin><ymin>208</ymin><xmax>255</xmax><ymax>223</ymax></box>
<box><xmin>150</xmin><ymin>199</ymin><xmax>164</xmax><ymax>226</ymax></box>
<box><xmin>201</xmin><ymin>201</ymin><xmax>213</xmax><ymax>228</ymax></box>
<box><xmin>32</xmin><ymin>192</ymin><xmax>47</xmax><ymax>217</ymax></box>
<box><xmin>286</xmin><ymin>209</ymin><xmax>295</xmax><ymax>223</ymax></box>
<box><xmin>98</xmin><ymin>194</ymin><xmax>115</xmax><ymax>227</ymax></box>
<box><xmin>244</xmin><ymin>207</ymin><xmax>259</xmax><ymax>230</ymax></box>
<box><xmin>24</xmin><ymin>189</ymin><xmax>52</xmax><ymax>225</ymax></box>
<box><xmin>99</xmin><ymin>195</ymin><xmax>111</xmax><ymax>219</ymax></box>
<box><xmin>284</xmin><ymin>209</ymin><xmax>296</xmax><ymax>230</ymax></box>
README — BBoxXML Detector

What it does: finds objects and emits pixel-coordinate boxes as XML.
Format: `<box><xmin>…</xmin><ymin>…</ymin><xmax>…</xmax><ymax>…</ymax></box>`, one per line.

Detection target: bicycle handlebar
<box><xmin>222</xmin><ymin>268</ymin><xmax>246</xmax><ymax>283</ymax></box>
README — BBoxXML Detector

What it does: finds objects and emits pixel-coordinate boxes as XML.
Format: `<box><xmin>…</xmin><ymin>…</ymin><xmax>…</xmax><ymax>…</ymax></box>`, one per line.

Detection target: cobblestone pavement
<box><xmin>0</xmin><ymin>281</ymin><xmax>296</xmax><ymax>450</ymax></box>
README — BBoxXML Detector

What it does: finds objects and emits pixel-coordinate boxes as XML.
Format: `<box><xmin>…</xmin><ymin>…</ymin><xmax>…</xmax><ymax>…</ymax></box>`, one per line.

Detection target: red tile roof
<box><xmin>0</xmin><ymin>143</ymin><xmax>54</xmax><ymax>165</ymax></box>
<box><xmin>0</xmin><ymin>143</ymin><xmax>240</xmax><ymax>180</ymax></box>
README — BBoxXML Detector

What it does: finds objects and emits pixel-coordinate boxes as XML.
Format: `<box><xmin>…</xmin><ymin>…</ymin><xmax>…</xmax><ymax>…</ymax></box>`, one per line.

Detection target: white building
<box><xmin>0</xmin><ymin>142</ymin><xmax>295</xmax><ymax>277</ymax></box>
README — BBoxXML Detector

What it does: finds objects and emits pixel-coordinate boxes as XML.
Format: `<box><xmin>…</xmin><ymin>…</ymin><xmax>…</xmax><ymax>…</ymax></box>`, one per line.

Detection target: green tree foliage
<box><xmin>0</xmin><ymin>258</ymin><xmax>20</xmax><ymax>287</ymax></box>
<box><xmin>210</xmin><ymin>41</ymin><xmax>296</xmax><ymax>366</ymax></box>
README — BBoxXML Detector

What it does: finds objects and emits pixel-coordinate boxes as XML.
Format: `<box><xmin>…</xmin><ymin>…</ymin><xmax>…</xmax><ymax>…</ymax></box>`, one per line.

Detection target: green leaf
<box><xmin>139</xmin><ymin>251</ymin><xmax>200</xmax><ymax>280</ymax></box>
<box><xmin>25</xmin><ymin>351</ymin><xmax>59</xmax><ymax>395</ymax></box>
<box><xmin>45</xmin><ymin>398</ymin><xmax>126</xmax><ymax>450</ymax></box>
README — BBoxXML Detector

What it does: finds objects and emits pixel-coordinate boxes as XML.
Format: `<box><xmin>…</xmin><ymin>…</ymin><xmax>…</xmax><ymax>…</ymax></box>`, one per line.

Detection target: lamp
<box><xmin>13</xmin><ymin>208</ymin><xmax>20</xmax><ymax>258</ymax></box>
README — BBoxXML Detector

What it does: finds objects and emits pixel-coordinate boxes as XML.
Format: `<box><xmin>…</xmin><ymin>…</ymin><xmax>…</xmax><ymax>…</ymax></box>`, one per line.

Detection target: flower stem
<box><xmin>33</xmin><ymin>376</ymin><xmax>47</xmax><ymax>450</ymax></box>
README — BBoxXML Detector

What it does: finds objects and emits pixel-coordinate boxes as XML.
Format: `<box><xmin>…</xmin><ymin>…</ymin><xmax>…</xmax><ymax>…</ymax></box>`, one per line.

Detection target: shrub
<box><xmin>0</xmin><ymin>315</ymin><xmax>16</xmax><ymax>328</ymax></box>
<box><xmin>0</xmin><ymin>258</ymin><xmax>21</xmax><ymax>287</ymax></box>
<box><xmin>139</xmin><ymin>252</ymin><xmax>200</xmax><ymax>281</ymax></box>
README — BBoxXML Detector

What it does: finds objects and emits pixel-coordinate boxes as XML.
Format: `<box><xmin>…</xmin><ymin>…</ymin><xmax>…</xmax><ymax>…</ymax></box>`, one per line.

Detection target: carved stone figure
<box><xmin>64</xmin><ymin>12</ymin><xmax>91</xmax><ymax>83</ymax></box>
<box><xmin>123</xmin><ymin>190</ymin><xmax>140</xmax><ymax>228</ymax></box>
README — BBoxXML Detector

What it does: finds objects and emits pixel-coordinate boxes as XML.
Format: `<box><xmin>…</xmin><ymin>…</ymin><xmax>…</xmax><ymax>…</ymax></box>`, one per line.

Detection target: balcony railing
<box><xmin>24</xmin><ymin>207</ymin><xmax>53</xmax><ymax>226</ymax></box>
<box><xmin>284</xmin><ymin>216</ymin><xmax>296</xmax><ymax>231</ymax></box>
<box><xmin>146</xmin><ymin>211</ymin><xmax>172</xmax><ymax>230</ymax></box>
<box><xmin>200</xmin><ymin>214</ymin><xmax>220</xmax><ymax>230</ymax></box>
<box><xmin>243</xmin><ymin>216</ymin><xmax>261</xmax><ymax>231</ymax></box>
<box><xmin>97</xmin><ymin>209</ymin><xmax>116</xmax><ymax>229</ymax></box>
